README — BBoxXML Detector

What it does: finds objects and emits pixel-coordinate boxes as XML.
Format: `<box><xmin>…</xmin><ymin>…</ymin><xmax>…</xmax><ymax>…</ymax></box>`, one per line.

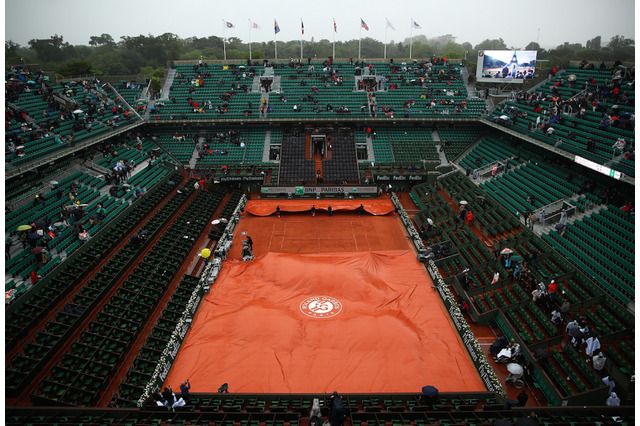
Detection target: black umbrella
<box><xmin>28</xmin><ymin>232</ymin><xmax>41</xmax><ymax>240</ymax></box>
<box><xmin>421</xmin><ymin>385</ymin><xmax>438</xmax><ymax>397</ymax></box>
<box><xmin>515</xmin><ymin>417</ymin><xmax>539</xmax><ymax>426</ymax></box>
<box><xmin>534</xmin><ymin>348</ymin><xmax>549</xmax><ymax>360</ymax></box>
<box><xmin>569</xmin><ymin>328</ymin><xmax>584</xmax><ymax>341</ymax></box>
<box><xmin>34</xmin><ymin>219</ymin><xmax>46</xmax><ymax>228</ymax></box>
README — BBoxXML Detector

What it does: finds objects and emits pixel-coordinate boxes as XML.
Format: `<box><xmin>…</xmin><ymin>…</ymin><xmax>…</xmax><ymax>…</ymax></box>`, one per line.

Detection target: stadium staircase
<box><xmin>432</xmin><ymin>129</ymin><xmax>449</xmax><ymax>166</ymax></box>
<box><xmin>188</xmin><ymin>136</ymin><xmax>203</xmax><ymax>169</ymax></box>
<box><xmin>159</xmin><ymin>68</ymin><xmax>177</xmax><ymax>100</ymax></box>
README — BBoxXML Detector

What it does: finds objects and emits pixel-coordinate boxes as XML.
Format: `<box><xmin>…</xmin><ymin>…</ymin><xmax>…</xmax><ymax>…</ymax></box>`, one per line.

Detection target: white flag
<box><xmin>412</xmin><ymin>19</ymin><xmax>422</xmax><ymax>29</ymax></box>
<box><xmin>386</xmin><ymin>19</ymin><xmax>396</xmax><ymax>31</ymax></box>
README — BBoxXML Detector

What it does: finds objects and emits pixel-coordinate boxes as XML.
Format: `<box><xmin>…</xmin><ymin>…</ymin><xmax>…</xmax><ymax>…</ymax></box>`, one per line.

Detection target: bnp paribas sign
<box><xmin>261</xmin><ymin>186</ymin><xmax>377</xmax><ymax>194</ymax></box>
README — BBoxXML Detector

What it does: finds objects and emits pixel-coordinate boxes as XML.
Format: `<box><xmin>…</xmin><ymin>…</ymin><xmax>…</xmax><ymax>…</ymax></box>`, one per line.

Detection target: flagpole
<box><xmin>409</xmin><ymin>19</ymin><xmax>413</xmax><ymax>60</ymax></box>
<box><xmin>222</xmin><ymin>20</ymin><xmax>227</xmax><ymax>61</ymax></box>
<box><xmin>248</xmin><ymin>19</ymin><xmax>252</xmax><ymax>61</ymax></box>
<box><xmin>332</xmin><ymin>18</ymin><xmax>336</xmax><ymax>59</ymax></box>
<box><xmin>358</xmin><ymin>24</ymin><xmax>362</xmax><ymax>59</ymax></box>
<box><xmin>274</xmin><ymin>19</ymin><xmax>278</xmax><ymax>60</ymax></box>
<box><xmin>384</xmin><ymin>19</ymin><xmax>388</xmax><ymax>59</ymax></box>
<box><xmin>300</xmin><ymin>19</ymin><xmax>303</xmax><ymax>60</ymax></box>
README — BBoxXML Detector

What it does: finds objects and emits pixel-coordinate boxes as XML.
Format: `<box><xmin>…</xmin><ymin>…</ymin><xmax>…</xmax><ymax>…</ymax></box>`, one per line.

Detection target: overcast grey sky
<box><xmin>5</xmin><ymin>0</ymin><xmax>636</xmax><ymax>50</ymax></box>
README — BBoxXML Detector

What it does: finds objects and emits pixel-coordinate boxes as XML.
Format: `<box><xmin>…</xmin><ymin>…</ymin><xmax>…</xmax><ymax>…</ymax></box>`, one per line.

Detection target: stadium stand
<box><xmin>6</xmin><ymin>67</ymin><xmax>142</xmax><ymax>167</ymax></box>
<box><xmin>4</xmin><ymin>56</ymin><xmax>634</xmax><ymax>422</ymax></box>
<box><xmin>487</xmin><ymin>64</ymin><xmax>634</xmax><ymax>176</ymax></box>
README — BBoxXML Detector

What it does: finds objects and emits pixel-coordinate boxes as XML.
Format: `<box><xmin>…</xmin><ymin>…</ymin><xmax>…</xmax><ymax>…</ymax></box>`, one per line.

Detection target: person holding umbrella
<box><xmin>534</xmin><ymin>348</ymin><xmax>549</xmax><ymax>366</ymax></box>
<box><xmin>329</xmin><ymin>392</ymin><xmax>346</xmax><ymax>426</ymax></box>
<box><xmin>32</xmin><ymin>245</ymin><xmax>47</xmax><ymax>264</ymax></box>
<box><xmin>420</xmin><ymin>385</ymin><xmax>439</xmax><ymax>408</ymax></box>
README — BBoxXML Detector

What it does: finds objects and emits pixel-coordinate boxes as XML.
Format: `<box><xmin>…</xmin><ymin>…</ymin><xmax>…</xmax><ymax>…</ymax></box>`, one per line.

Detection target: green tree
<box><xmin>474</xmin><ymin>38</ymin><xmax>507</xmax><ymax>51</ymax></box>
<box><xmin>89</xmin><ymin>34</ymin><xmax>116</xmax><ymax>48</ymax></box>
<box><xmin>246</xmin><ymin>50</ymin><xmax>265</xmax><ymax>60</ymax></box>
<box><xmin>586</xmin><ymin>36</ymin><xmax>601</xmax><ymax>50</ymax></box>
<box><xmin>525</xmin><ymin>42</ymin><xmax>540</xmax><ymax>50</ymax></box>
<box><xmin>58</xmin><ymin>60</ymin><xmax>93</xmax><ymax>77</ymax></box>
<box><xmin>5</xmin><ymin>40</ymin><xmax>20</xmax><ymax>57</ymax></box>
<box><xmin>606</xmin><ymin>35</ymin><xmax>634</xmax><ymax>60</ymax></box>
<box><xmin>28</xmin><ymin>34</ymin><xmax>69</xmax><ymax>62</ymax></box>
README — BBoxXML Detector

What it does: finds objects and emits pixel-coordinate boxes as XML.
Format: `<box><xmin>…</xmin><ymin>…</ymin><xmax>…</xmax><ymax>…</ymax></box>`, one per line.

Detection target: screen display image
<box><xmin>477</xmin><ymin>50</ymin><xmax>537</xmax><ymax>83</ymax></box>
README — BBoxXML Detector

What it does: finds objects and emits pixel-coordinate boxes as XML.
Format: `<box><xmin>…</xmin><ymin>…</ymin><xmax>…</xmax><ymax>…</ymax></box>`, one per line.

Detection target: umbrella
<box><xmin>73</xmin><ymin>109</ymin><xmax>84</xmax><ymax>114</ymax></box>
<box><xmin>50</xmin><ymin>180</ymin><xmax>59</xmax><ymax>186</ymax></box>
<box><xmin>555</xmin><ymin>223</ymin><xmax>565</xmax><ymax>231</ymax></box>
<box><xmin>76</xmin><ymin>204</ymin><xmax>89</xmax><ymax>207</ymax></box>
<box><xmin>514</xmin><ymin>417</ymin><xmax>539</xmax><ymax>426</ymax></box>
<box><xmin>569</xmin><ymin>328</ymin><xmax>584</xmax><ymax>340</ymax></box>
<box><xmin>211</xmin><ymin>220</ymin><xmax>221</xmax><ymax>225</ymax></box>
<box><xmin>476</xmin><ymin>195</ymin><xmax>485</xmax><ymax>200</ymax></box>
<box><xmin>34</xmin><ymin>220</ymin><xmax>46</xmax><ymax>228</ymax></box>
<box><xmin>177</xmin><ymin>185</ymin><xmax>186</xmax><ymax>192</ymax></box>
<box><xmin>218</xmin><ymin>218</ymin><xmax>229</xmax><ymax>223</ymax></box>
<box><xmin>27</xmin><ymin>80</ymin><xmax>36</xmax><ymax>84</ymax></box>
<box><xmin>16</xmin><ymin>145</ymin><xmax>25</xmax><ymax>149</ymax></box>
<box><xmin>148</xmin><ymin>106</ymin><xmax>156</xmax><ymax>110</ymax></box>
<box><xmin>534</xmin><ymin>349</ymin><xmax>549</xmax><ymax>360</ymax></box>
<box><xmin>499</xmin><ymin>115</ymin><xmax>510</xmax><ymax>121</ymax></box>
<box><xmin>567</xmin><ymin>75</ymin><xmax>577</xmax><ymax>82</ymax></box>
<box><xmin>459</xmin><ymin>200</ymin><xmax>468</xmax><ymax>205</ymax></box>
<box><xmin>510</xmin><ymin>255</ymin><xmax>524</xmax><ymax>262</ymax></box>
<box><xmin>17</xmin><ymin>225</ymin><xmax>32</xmax><ymax>231</ymax></box>
<box><xmin>421</xmin><ymin>385</ymin><xmax>438</xmax><ymax>397</ymax></box>
<box><xmin>28</xmin><ymin>232</ymin><xmax>41</xmax><ymax>240</ymax></box>
<box><xmin>31</xmin><ymin>246</ymin><xmax>45</xmax><ymax>255</ymax></box>
<box><xmin>507</xmin><ymin>363</ymin><xmax>524</xmax><ymax>375</ymax></box>
<box><xmin>240</xmin><ymin>231</ymin><xmax>248</xmax><ymax>236</ymax></box>
<box><xmin>500</xmin><ymin>248</ymin><xmax>513</xmax><ymax>255</ymax></box>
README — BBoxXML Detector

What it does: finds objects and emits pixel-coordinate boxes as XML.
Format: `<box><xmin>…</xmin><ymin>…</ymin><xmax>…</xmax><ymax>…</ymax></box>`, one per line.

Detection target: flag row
<box><xmin>222</xmin><ymin>18</ymin><xmax>422</xmax><ymax>34</ymax></box>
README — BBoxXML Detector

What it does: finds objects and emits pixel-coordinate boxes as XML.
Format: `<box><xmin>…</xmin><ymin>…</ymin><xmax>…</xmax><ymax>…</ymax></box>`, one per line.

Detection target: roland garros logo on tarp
<box><xmin>300</xmin><ymin>296</ymin><xmax>343</xmax><ymax>318</ymax></box>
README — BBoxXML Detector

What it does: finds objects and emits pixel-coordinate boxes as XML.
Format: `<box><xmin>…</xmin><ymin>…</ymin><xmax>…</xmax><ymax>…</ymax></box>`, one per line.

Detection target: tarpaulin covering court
<box><xmin>227</xmin><ymin>207</ymin><xmax>408</xmax><ymax>258</ymax></box>
<box><xmin>164</xmin><ymin>250</ymin><xmax>485</xmax><ymax>393</ymax></box>
<box><xmin>244</xmin><ymin>199</ymin><xmax>394</xmax><ymax>216</ymax></box>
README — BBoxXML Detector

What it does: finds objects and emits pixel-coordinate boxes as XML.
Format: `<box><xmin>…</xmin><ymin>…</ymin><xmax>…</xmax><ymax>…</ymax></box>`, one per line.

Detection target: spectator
<box><xmin>180</xmin><ymin>379</ymin><xmax>191</xmax><ymax>400</ymax></box>
<box><xmin>592</xmin><ymin>352</ymin><xmax>606</xmax><ymax>371</ymax></box>
<box><xmin>606</xmin><ymin>392</ymin><xmax>620</xmax><ymax>406</ymax></box>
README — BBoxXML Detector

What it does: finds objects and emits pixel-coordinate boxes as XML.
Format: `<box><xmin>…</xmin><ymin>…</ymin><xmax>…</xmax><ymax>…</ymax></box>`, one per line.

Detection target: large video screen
<box><xmin>476</xmin><ymin>50</ymin><xmax>537</xmax><ymax>83</ymax></box>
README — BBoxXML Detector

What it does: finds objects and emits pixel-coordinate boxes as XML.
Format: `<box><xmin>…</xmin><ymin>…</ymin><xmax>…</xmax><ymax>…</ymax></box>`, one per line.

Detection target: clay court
<box><xmin>164</xmin><ymin>199</ymin><xmax>485</xmax><ymax>394</ymax></box>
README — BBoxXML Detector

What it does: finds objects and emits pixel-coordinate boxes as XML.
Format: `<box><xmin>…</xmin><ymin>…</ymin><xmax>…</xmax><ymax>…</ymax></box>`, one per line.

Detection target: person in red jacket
<box><xmin>465</xmin><ymin>210</ymin><xmax>474</xmax><ymax>225</ymax></box>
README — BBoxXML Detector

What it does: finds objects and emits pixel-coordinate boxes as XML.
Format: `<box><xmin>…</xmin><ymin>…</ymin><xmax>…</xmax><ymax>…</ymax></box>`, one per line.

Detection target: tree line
<box><xmin>5</xmin><ymin>32</ymin><xmax>634</xmax><ymax>78</ymax></box>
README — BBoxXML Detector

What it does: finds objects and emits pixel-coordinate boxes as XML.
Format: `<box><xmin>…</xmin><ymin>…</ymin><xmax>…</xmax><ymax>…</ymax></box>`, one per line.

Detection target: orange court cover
<box><xmin>164</xmin><ymin>250</ymin><xmax>485</xmax><ymax>393</ymax></box>
<box><xmin>244</xmin><ymin>199</ymin><xmax>394</xmax><ymax>216</ymax></box>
